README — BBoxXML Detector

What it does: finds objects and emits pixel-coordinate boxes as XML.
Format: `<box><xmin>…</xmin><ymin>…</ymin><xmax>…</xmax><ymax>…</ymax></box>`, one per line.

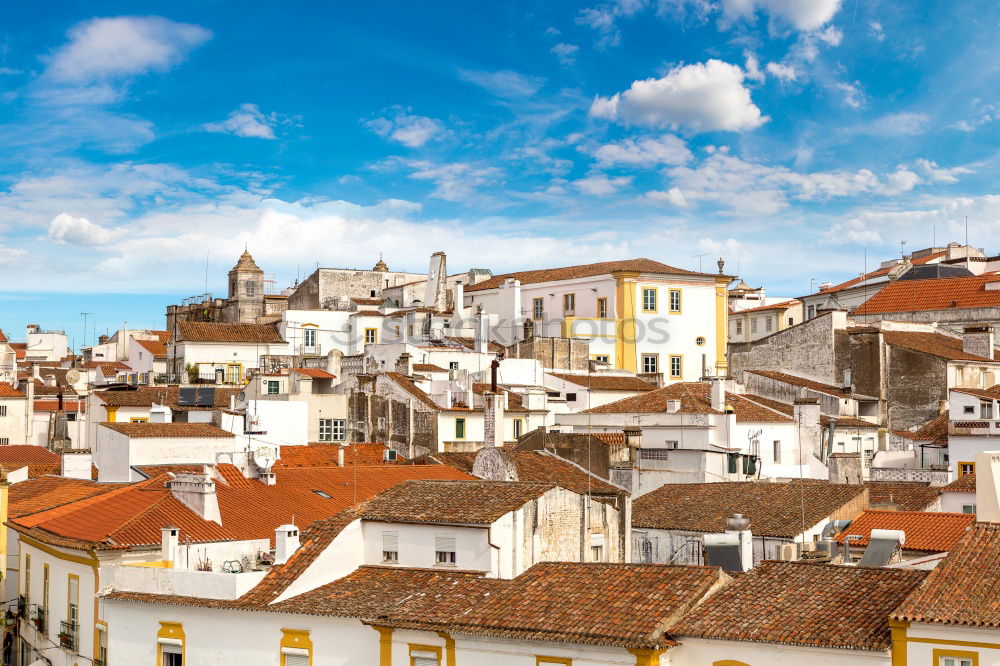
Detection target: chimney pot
<box><xmin>274</xmin><ymin>524</ymin><xmax>300</xmax><ymax>564</ymax></box>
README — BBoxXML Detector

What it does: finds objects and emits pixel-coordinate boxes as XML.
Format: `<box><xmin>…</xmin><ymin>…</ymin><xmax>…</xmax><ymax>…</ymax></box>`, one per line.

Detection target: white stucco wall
<box><xmin>361</xmin><ymin>521</ymin><xmax>492</xmax><ymax>573</ymax></box>
<box><xmin>672</xmin><ymin>637</ymin><xmax>890</xmax><ymax>665</ymax></box>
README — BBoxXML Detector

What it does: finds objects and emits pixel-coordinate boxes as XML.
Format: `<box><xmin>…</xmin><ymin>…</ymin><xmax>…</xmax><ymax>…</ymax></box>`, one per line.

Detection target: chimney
<box><xmin>337</xmin><ymin>446</ymin><xmax>345</xmax><ymax>467</ymax></box>
<box><xmin>161</xmin><ymin>526</ymin><xmax>179</xmax><ymax>567</ymax></box>
<box><xmin>624</xmin><ymin>426</ymin><xmax>641</xmax><ymax>449</ymax></box>
<box><xmin>423</xmin><ymin>251</ymin><xmax>448</xmax><ymax>313</ymax></box>
<box><xmin>61</xmin><ymin>450</ymin><xmax>92</xmax><ymax>479</ymax></box>
<box><xmin>274</xmin><ymin>524</ymin><xmax>300</xmax><ymax>565</ymax></box>
<box><xmin>975</xmin><ymin>451</ymin><xmax>1000</xmax><ymax>523</ymax></box>
<box><xmin>44</xmin><ymin>374</ymin><xmax>56</xmax><ymax>388</ymax></box>
<box><xmin>704</xmin><ymin>514</ymin><xmax>753</xmax><ymax>572</ymax></box>
<box><xmin>484</xmin><ymin>390</ymin><xmax>505</xmax><ymax>448</ymax></box>
<box><xmin>31</xmin><ymin>363</ymin><xmax>40</xmax><ymax>381</ymax></box>
<box><xmin>963</xmin><ymin>325</ymin><xmax>995</xmax><ymax>360</ymax></box>
<box><xmin>474</xmin><ymin>304</ymin><xmax>489</xmax><ymax>354</ymax></box>
<box><xmin>709</xmin><ymin>377</ymin><xmax>726</xmax><ymax>411</ymax></box>
<box><xmin>727</xmin><ymin>513</ymin><xmax>753</xmax><ymax>572</ymax></box>
<box><xmin>396</xmin><ymin>352</ymin><xmax>413</xmax><ymax>376</ymax></box>
<box><xmin>258</xmin><ymin>471</ymin><xmax>277</xmax><ymax>485</ymax></box>
<box><xmin>150</xmin><ymin>404</ymin><xmax>171</xmax><ymax>423</ymax></box>
<box><xmin>169</xmin><ymin>473</ymin><xmax>222</xmax><ymax>524</ymax></box>
<box><xmin>452</xmin><ymin>281</ymin><xmax>464</xmax><ymax>315</ymax></box>
<box><xmin>794</xmin><ymin>397</ymin><xmax>823</xmax><ymax>460</ymax></box>
<box><xmin>326</xmin><ymin>349</ymin><xmax>343</xmax><ymax>378</ymax></box>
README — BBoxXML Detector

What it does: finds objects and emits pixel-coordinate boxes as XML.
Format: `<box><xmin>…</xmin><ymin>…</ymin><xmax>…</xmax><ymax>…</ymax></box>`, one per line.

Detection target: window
<box><xmin>597</xmin><ymin>297</ymin><xmax>608</xmax><ymax>318</ymax></box>
<box><xmin>668</xmin><ymin>289</ymin><xmax>681</xmax><ymax>313</ymax></box>
<box><xmin>245</xmin><ymin>280</ymin><xmax>256</xmax><ymax>297</ymax></box>
<box><xmin>963</xmin><ymin>504</ymin><xmax>977</xmax><ymax>514</ymax></box>
<box><xmin>788</xmin><ymin>317</ymin><xmax>794</xmax><ymax>325</ymax></box>
<box><xmin>959</xmin><ymin>462</ymin><xmax>976</xmax><ymax>478</ymax></box>
<box><xmin>303</xmin><ymin>328</ymin><xmax>317</xmax><ymax>349</ymax></box>
<box><xmin>284</xmin><ymin>652</ymin><xmax>309</xmax><ymax>666</ymax></box>
<box><xmin>364</xmin><ymin>328</ymin><xmax>377</xmax><ymax>344</ymax></box>
<box><xmin>0</xmin><ymin>437</ymin><xmax>9</xmax><ymax>445</ymax></box>
<box><xmin>455</xmin><ymin>418</ymin><xmax>466</xmax><ymax>439</ymax></box>
<box><xmin>642</xmin><ymin>354</ymin><xmax>658</xmax><ymax>374</ymax></box>
<box><xmin>267</xmin><ymin>380</ymin><xmax>280</xmax><ymax>395</ymax></box>
<box><xmin>513</xmin><ymin>419</ymin><xmax>523</xmax><ymax>438</ymax></box>
<box><xmin>982</xmin><ymin>401</ymin><xmax>994</xmax><ymax>419</ymax></box>
<box><xmin>735</xmin><ymin>320</ymin><xmax>743</xmax><ymax>334</ymax></box>
<box><xmin>158</xmin><ymin>623</ymin><xmax>185</xmax><ymax>666</ymax></box>
<box><xmin>773</xmin><ymin>440</ymin><xmax>781</xmax><ymax>463</ymax></box>
<box><xmin>435</xmin><ymin>534</ymin><xmax>457</xmax><ymax>566</ymax></box>
<box><xmin>696</xmin><ymin>336</ymin><xmax>706</xmax><ymax>346</ymax></box>
<box><xmin>66</xmin><ymin>574</ymin><xmax>79</xmax><ymax>652</ymax></box>
<box><xmin>130</xmin><ymin>417</ymin><xmax>148</xmax><ymax>423</ymax></box>
<box><xmin>382</xmin><ymin>531</ymin><xmax>399</xmax><ymax>563</ymax></box>
<box><xmin>565</xmin><ymin>392</ymin><xmax>577</xmax><ymax>402</ymax></box>
<box><xmin>97</xmin><ymin>624</ymin><xmax>108</xmax><ymax>666</ymax></box>
<box><xmin>935</xmin><ymin>649</ymin><xmax>977</xmax><ymax>666</ymax></box>
<box><xmin>807</xmin><ymin>305</ymin><xmax>816</xmax><ymax>318</ymax></box>
<box><xmin>370</xmin><ymin>289</ymin><xmax>377</xmax><ymax>297</ymax></box>
<box><xmin>410</xmin><ymin>646</ymin><xmax>442</xmax><ymax>666</ymax></box>
<box><xmin>0</xmin><ymin>405</ymin><xmax>7</xmax><ymax>417</ymax></box>
<box><xmin>766</xmin><ymin>317</ymin><xmax>773</xmax><ymax>332</ymax></box>
<box><xmin>449</xmin><ymin>361</ymin><xmax>459</xmax><ymax>370</ymax></box>
<box><xmin>318</xmin><ymin>419</ymin><xmax>332</xmax><ymax>441</ymax></box>
<box><xmin>593</xmin><ymin>354</ymin><xmax>609</xmax><ymax>363</ymax></box>
<box><xmin>42</xmin><ymin>564</ymin><xmax>49</xmax><ymax>622</ymax></box>
<box><xmin>642</xmin><ymin>288</ymin><xmax>657</xmax><ymax>312</ymax></box>
<box><xmin>591</xmin><ymin>545</ymin><xmax>603</xmax><ymax>561</ymax></box>
<box><xmin>331</xmin><ymin>419</ymin><xmax>346</xmax><ymax>441</ymax></box>
<box><xmin>669</xmin><ymin>355</ymin><xmax>682</xmax><ymax>379</ymax></box>
<box><xmin>160</xmin><ymin>643</ymin><xmax>183</xmax><ymax>666</ymax></box>
<box><xmin>563</xmin><ymin>293</ymin><xmax>575</xmax><ymax>315</ymax></box>
<box><xmin>226</xmin><ymin>364</ymin><xmax>241</xmax><ymax>384</ymax></box>
<box><xmin>751</xmin><ymin>319</ymin><xmax>758</xmax><ymax>334</ymax></box>
<box><xmin>533</xmin><ymin>297</ymin><xmax>544</xmax><ymax>319</ymax></box>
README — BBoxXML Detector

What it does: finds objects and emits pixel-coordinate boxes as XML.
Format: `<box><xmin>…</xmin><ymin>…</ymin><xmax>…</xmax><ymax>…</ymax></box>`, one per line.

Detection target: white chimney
<box><xmin>150</xmin><ymin>404</ymin><xmax>171</xmax><ymax>423</ymax></box>
<box><xmin>453</xmin><ymin>282</ymin><xmax>465</xmax><ymax>316</ymax></box>
<box><xmin>474</xmin><ymin>304</ymin><xmax>488</xmax><ymax>354</ymax></box>
<box><xmin>161</xmin><ymin>526</ymin><xmax>179</xmax><ymax>567</ymax></box>
<box><xmin>727</xmin><ymin>513</ymin><xmax>753</xmax><ymax>572</ymax></box>
<box><xmin>709</xmin><ymin>377</ymin><xmax>726</xmax><ymax>411</ymax></box>
<box><xmin>44</xmin><ymin>374</ymin><xmax>56</xmax><ymax>388</ymax></box>
<box><xmin>31</xmin><ymin>363</ymin><xmax>40</xmax><ymax>381</ymax></box>
<box><xmin>169</xmin><ymin>473</ymin><xmax>222</xmax><ymax>524</ymax></box>
<box><xmin>61</xmin><ymin>450</ymin><xmax>92</xmax><ymax>480</ymax></box>
<box><xmin>975</xmin><ymin>451</ymin><xmax>1000</xmax><ymax>522</ymax></box>
<box><xmin>337</xmin><ymin>446</ymin><xmax>345</xmax><ymax>467</ymax></box>
<box><xmin>484</xmin><ymin>390</ymin><xmax>504</xmax><ymax>448</ymax></box>
<box><xmin>274</xmin><ymin>524</ymin><xmax>300</xmax><ymax>564</ymax></box>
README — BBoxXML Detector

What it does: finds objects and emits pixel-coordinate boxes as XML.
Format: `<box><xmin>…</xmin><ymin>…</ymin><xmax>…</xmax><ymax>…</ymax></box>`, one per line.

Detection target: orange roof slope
<box><xmin>176</xmin><ymin>321</ymin><xmax>284</xmax><ymax>343</ymax></box>
<box><xmin>0</xmin><ymin>384</ymin><xmax>25</xmax><ymax>398</ymax></box>
<box><xmin>100</xmin><ymin>422</ymin><xmax>234</xmax><ymax>438</ymax></box>
<box><xmin>96</xmin><ymin>386</ymin><xmax>241</xmax><ymax>408</ymax></box>
<box><xmin>671</xmin><ymin>561</ymin><xmax>926</xmax><ymax>650</ymax></box>
<box><xmin>834</xmin><ymin>510</ymin><xmax>974</xmax><ymax>552</ymax></box>
<box><xmin>584</xmin><ymin>382</ymin><xmax>792</xmax><ymax>423</ymax></box>
<box><xmin>8</xmin><ymin>476</ymin><xmax>118</xmax><ymax>518</ymax></box>
<box><xmin>864</xmin><ymin>482</ymin><xmax>941</xmax><ymax>511</ymax></box>
<box><xmin>359</xmin><ymin>479</ymin><xmax>554</xmax><ymax>524</ymax></box>
<box><xmin>135</xmin><ymin>339</ymin><xmax>168</xmax><ymax>357</ymax></box>
<box><xmin>855</xmin><ymin>273</ymin><xmax>1000</xmax><ymax>315</ymax></box>
<box><xmin>465</xmin><ymin>258</ymin><xmax>715</xmax><ymax>292</ymax></box>
<box><xmin>807</xmin><ymin>250</ymin><xmax>947</xmax><ymax>297</ymax></box>
<box><xmin>426</xmin><ymin>450</ymin><xmax>622</xmax><ymax>497</ymax></box>
<box><xmin>893</xmin><ymin>522</ymin><xmax>1000</xmax><ymax>627</ymax></box>
<box><xmin>274</xmin><ymin>442</ymin><xmax>405</xmax><ymax>468</ymax></box>
<box><xmin>548</xmin><ymin>373</ymin><xmax>656</xmax><ymax>391</ymax></box>
<box><xmin>745</xmin><ymin>369</ymin><xmax>851</xmax><ymax>398</ymax></box>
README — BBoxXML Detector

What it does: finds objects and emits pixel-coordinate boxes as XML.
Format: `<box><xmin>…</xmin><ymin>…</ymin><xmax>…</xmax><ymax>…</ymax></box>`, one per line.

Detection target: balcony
<box><xmin>299</xmin><ymin>343</ymin><xmax>323</xmax><ymax>356</ymax></box>
<box><xmin>59</xmin><ymin>620</ymin><xmax>78</xmax><ymax>652</ymax></box>
<box><xmin>32</xmin><ymin>607</ymin><xmax>46</xmax><ymax>634</ymax></box>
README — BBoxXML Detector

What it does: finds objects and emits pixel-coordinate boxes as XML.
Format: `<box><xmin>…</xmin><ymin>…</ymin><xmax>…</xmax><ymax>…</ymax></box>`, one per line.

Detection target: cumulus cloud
<box><xmin>915</xmin><ymin>159</ymin><xmax>972</xmax><ymax>184</ymax></box>
<box><xmin>366</xmin><ymin>107</ymin><xmax>445</xmax><ymax>147</ymax></box>
<box><xmin>645</xmin><ymin>187</ymin><xmax>689</xmax><ymax>207</ymax></box>
<box><xmin>744</xmin><ymin>52</ymin><xmax>765</xmax><ymax>83</ymax></box>
<box><xmin>551</xmin><ymin>43</ymin><xmax>580</xmax><ymax>65</ymax></box>
<box><xmin>720</xmin><ymin>0</ymin><xmax>842</xmax><ymax>31</ymax></box>
<box><xmin>766</xmin><ymin>62</ymin><xmax>798</xmax><ymax>82</ymax></box>
<box><xmin>204</xmin><ymin>103</ymin><xmax>279</xmax><ymax>139</ymax></box>
<box><xmin>44</xmin><ymin>16</ymin><xmax>211</xmax><ymax>83</ymax></box>
<box><xmin>577</xmin><ymin>0</ymin><xmax>649</xmax><ymax>48</ymax></box>
<box><xmin>836</xmin><ymin>81</ymin><xmax>864</xmax><ymax>109</ymax></box>
<box><xmin>458</xmin><ymin>69</ymin><xmax>545</xmax><ymax>98</ymax></box>
<box><xmin>573</xmin><ymin>174</ymin><xmax>633</xmax><ymax>195</ymax></box>
<box><xmin>590</xmin><ymin>134</ymin><xmax>692</xmax><ymax>166</ymax></box>
<box><xmin>402</xmin><ymin>161</ymin><xmax>505</xmax><ymax>202</ymax></box>
<box><xmin>869</xmin><ymin>20</ymin><xmax>885</xmax><ymax>41</ymax></box>
<box><xmin>590</xmin><ymin>59</ymin><xmax>767</xmax><ymax>132</ymax></box>
<box><xmin>822</xmin><ymin>218</ymin><xmax>882</xmax><ymax>246</ymax></box>
<box><xmin>47</xmin><ymin>213</ymin><xmax>117</xmax><ymax>246</ymax></box>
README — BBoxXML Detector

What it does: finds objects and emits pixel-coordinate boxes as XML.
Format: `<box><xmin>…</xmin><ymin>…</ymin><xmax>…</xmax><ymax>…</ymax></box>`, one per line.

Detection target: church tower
<box><xmin>225</xmin><ymin>249</ymin><xmax>265</xmax><ymax>323</ymax></box>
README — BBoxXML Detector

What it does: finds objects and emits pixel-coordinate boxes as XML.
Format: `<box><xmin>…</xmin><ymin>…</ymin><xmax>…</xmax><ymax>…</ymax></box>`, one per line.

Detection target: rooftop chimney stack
<box><xmin>709</xmin><ymin>377</ymin><xmax>726</xmax><ymax>411</ymax></box>
<box><xmin>169</xmin><ymin>473</ymin><xmax>223</xmax><ymax>524</ymax></box>
<box><xmin>423</xmin><ymin>251</ymin><xmax>448</xmax><ymax>313</ymax></box>
<box><xmin>337</xmin><ymin>446</ymin><xmax>345</xmax><ymax>467</ymax></box>
<box><xmin>963</xmin><ymin>325</ymin><xmax>995</xmax><ymax>361</ymax></box>
<box><xmin>161</xmin><ymin>526</ymin><xmax>179</xmax><ymax>568</ymax></box>
<box><xmin>474</xmin><ymin>304</ymin><xmax>489</xmax><ymax>354</ymax></box>
<box><xmin>726</xmin><ymin>513</ymin><xmax>753</xmax><ymax>572</ymax></box>
<box><xmin>274</xmin><ymin>524</ymin><xmax>300</xmax><ymax>565</ymax></box>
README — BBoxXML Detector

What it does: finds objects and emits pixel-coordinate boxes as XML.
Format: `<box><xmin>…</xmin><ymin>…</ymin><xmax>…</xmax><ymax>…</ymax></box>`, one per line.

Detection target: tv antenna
<box><xmin>691</xmin><ymin>252</ymin><xmax>710</xmax><ymax>272</ymax></box>
<box><xmin>80</xmin><ymin>312</ymin><xmax>92</xmax><ymax>351</ymax></box>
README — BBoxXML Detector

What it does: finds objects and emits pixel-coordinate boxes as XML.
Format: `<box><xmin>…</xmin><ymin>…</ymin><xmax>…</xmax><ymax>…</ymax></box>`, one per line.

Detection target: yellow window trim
<box><xmin>280</xmin><ymin>628</ymin><xmax>313</xmax><ymax>665</ymax></box>
<box><xmin>365</xmin><ymin>328</ymin><xmax>379</xmax><ymax>344</ymax></box>
<box><xmin>536</xmin><ymin>657</ymin><xmax>572</xmax><ymax>665</ymax></box>
<box><xmin>933</xmin><ymin>648</ymin><xmax>979</xmax><ymax>666</ymax></box>
<box><xmin>669</xmin><ymin>354</ymin><xmax>683</xmax><ymax>379</ymax></box>
<box><xmin>129</xmin><ymin>417</ymin><xmax>149</xmax><ymax>423</ymax></box>
<box><xmin>67</xmin><ymin>572</ymin><xmax>80</xmax><ymax>629</ymax></box>
<box><xmin>596</xmin><ymin>297</ymin><xmax>608</xmax><ymax>319</ymax></box>
<box><xmin>410</xmin><ymin>643</ymin><xmax>443</xmax><ymax>665</ymax></box>
<box><xmin>640</xmin><ymin>286</ymin><xmax>658</xmax><ymax>313</ymax></box>
<box><xmin>958</xmin><ymin>461</ymin><xmax>976</xmax><ymax>477</ymax></box>
<box><xmin>668</xmin><ymin>287</ymin><xmax>682</xmax><ymax>314</ymax></box>
<box><xmin>156</xmin><ymin>621</ymin><xmax>185</xmax><ymax>666</ymax></box>
<box><xmin>106</xmin><ymin>406</ymin><xmax>118</xmax><ymax>422</ymax></box>
<box><xmin>42</xmin><ymin>563</ymin><xmax>49</xmax><ymax>616</ymax></box>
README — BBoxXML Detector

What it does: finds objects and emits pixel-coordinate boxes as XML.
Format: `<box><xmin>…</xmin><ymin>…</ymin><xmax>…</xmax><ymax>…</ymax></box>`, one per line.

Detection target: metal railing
<box><xmin>59</xmin><ymin>620</ymin><xmax>78</xmax><ymax>651</ymax></box>
<box><xmin>32</xmin><ymin>607</ymin><xmax>46</xmax><ymax>633</ymax></box>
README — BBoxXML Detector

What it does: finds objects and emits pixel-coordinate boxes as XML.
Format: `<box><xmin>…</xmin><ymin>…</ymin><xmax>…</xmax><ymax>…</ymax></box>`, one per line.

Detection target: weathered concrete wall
<box><xmin>885</xmin><ymin>345</ymin><xmax>948</xmax><ymax>430</ymax></box>
<box><xmin>515</xmin><ymin>428</ymin><xmax>613</xmax><ymax>479</ymax></box>
<box><xmin>729</xmin><ymin>312</ymin><xmax>845</xmax><ymax>384</ymax></box>
<box><xmin>860</xmin><ymin>306</ymin><xmax>1000</xmax><ymax>334</ymax></box>
<box><xmin>743</xmin><ymin>374</ymin><xmax>843</xmax><ymax>416</ymax></box>
<box><xmin>289</xmin><ymin>268</ymin><xmax>428</xmax><ymax>310</ymax></box>
<box><xmin>343</xmin><ymin>374</ymin><xmax>439</xmax><ymax>457</ymax></box>
<box><xmin>507</xmin><ymin>336</ymin><xmax>590</xmax><ymax>371</ymax></box>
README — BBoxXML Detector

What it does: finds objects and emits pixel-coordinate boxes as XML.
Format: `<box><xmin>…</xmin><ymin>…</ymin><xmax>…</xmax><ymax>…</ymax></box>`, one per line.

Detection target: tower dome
<box><xmin>232</xmin><ymin>249</ymin><xmax>262</xmax><ymax>272</ymax></box>
<box><xmin>373</xmin><ymin>254</ymin><xmax>389</xmax><ymax>272</ymax></box>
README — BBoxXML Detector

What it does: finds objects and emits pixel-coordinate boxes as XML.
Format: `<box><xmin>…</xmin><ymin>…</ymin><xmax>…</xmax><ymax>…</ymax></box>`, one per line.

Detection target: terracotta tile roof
<box><xmin>384</xmin><ymin>372</ymin><xmax>440</xmax><ymax>409</ymax></box>
<box><xmin>7</xmin><ymin>476</ymin><xmax>118</xmax><ymax>518</ymax></box>
<box><xmin>0</xmin><ymin>383</ymin><xmax>25</xmax><ymax>398</ymax></box>
<box><xmin>290</xmin><ymin>367</ymin><xmax>336</xmax><ymax>379</ymax></box>
<box><xmin>412</xmin><ymin>363</ymin><xmax>448</xmax><ymax>372</ymax></box>
<box><xmin>358</xmin><ymin>479</ymin><xmax>555</xmax><ymax>525</ymax></box>
<box><xmin>267</xmin><ymin>565</ymin><xmax>499</xmax><ymax>622</ymax></box>
<box><xmin>951</xmin><ymin>385</ymin><xmax>1000</xmax><ymax>400</ymax></box>
<box><xmin>892</xmin><ymin>522</ymin><xmax>1000</xmax><ymax>627</ymax></box>
<box><xmin>740</xmin><ymin>394</ymin><xmax>875</xmax><ymax>428</ymax></box>
<box><xmin>592</xmin><ymin>432</ymin><xmax>625</xmax><ymax>445</ymax></box>
<box><xmin>834</xmin><ymin>510</ymin><xmax>973</xmax><ymax>553</ymax></box>
<box><xmin>854</xmin><ymin>273</ymin><xmax>1000</xmax><ymax>315</ymax></box>
<box><xmin>864</xmin><ymin>482</ymin><xmax>941</xmax><ymax>511</ymax></box>
<box><xmin>0</xmin><ymin>445</ymin><xmax>59</xmax><ymax>467</ymax></box>
<box><xmin>732</xmin><ymin>299</ymin><xmax>800</xmax><ymax>314</ymax></box>
<box><xmin>96</xmin><ymin>386</ymin><xmax>241</xmax><ymax>408</ymax></box>
<box><xmin>808</xmin><ymin>251</ymin><xmax>947</xmax><ymax>297</ymax></box>
<box><xmin>879</xmin><ymin>329</ymin><xmax>995</xmax><ymax>361</ymax></box>
<box><xmin>83</xmin><ymin>361</ymin><xmax>130</xmax><ymax>371</ymax></box>
<box><xmin>584</xmin><ymin>382</ymin><xmax>791</xmax><ymax>423</ymax></box>
<box><xmin>135</xmin><ymin>339</ymin><xmax>168</xmax><ymax>358</ymax></box>
<box><xmin>548</xmin><ymin>373</ymin><xmax>656</xmax><ymax>392</ymax></box>
<box><xmin>671</xmin><ymin>561</ymin><xmax>927</xmax><ymax>650</ymax></box>
<box><xmin>911</xmin><ymin>412</ymin><xmax>949</xmax><ymax>445</ymax></box>
<box><xmin>99</xmin><ymin>422</ymin><xmax>234</xmax><ymax>438</ymax></box>
<box><xmin>176</xmin><ymin>321</ymin><xmax>284</xmax><ymax>344</ymax></box>
<box><xmin>354</xmin><ymin>310</ymin><xmax>386</xmax><ymax>316</ymax></box>
<box><xmin>274</xmin><ymin>443</ymin><xmax>405</xmax><ymax>468</ymax></box>
<box><xmin>464</xmin><ymin>258</ymin><xmax>716</xmax><ymax>292</ymax></box>
<box><xmin>745</xmin><ymin>370</ymin><xmax>851</xmax><ymax>398</ymax></box>
<box><xmin>10</xmin><ymin>343</ymin><xmax>25</xmax><ymax>360</ymax></box>
<box><xmin>0</xmin><ymin>329</ymin><xmax>6</xmax><ymax>343</ymax></box>
<box><xmin>443</xmin><ymin>336</ymin><xmax>505</xmax><ymax>353</ymax></box>
<box><xmin>633</xmin><ymin>481</ymin><xmax>868</xmax><ymax>538</ymax></box>
<box><xmin>148</xmin><ymin>330</ymin><xmax>172</xmax><ymax>343</ymax></box>
<box><xmin>31</xmin><ymin>379</ymin><xmax>78</xmax><ymax>397</ymax></box>
<box><xmin>425</xmin><ymin>450</ymin><xmax>622</xmax><ymax>497</ymax></box>
<box><xmin>32</xmin><ymin>400</ymin><xmax>86</xmax><ymax>412</ymax></box>
<box><xmin>470</xmin><ymin>383</ymin><xmax>534</xmax><ymax>412</ymax></box>
<box><xmin>941</xmin><ymin>472</ymin><xmax>975</xmax><ymax>492</ymax></box>
<box><xmin>449</xmin><ymin>562</ymin><xmax>725</xmax><ymax>648</ymax></box>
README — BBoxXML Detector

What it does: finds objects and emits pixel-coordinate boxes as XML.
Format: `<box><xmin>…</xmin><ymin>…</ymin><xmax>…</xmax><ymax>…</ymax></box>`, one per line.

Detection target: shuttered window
<box><xmin>411</xmin><ymin>650</ymin><xmax>439</xmax><ymax>666</ymax></box>
<box><xmin>435</xmin><ymin>534</ymin><xmax>456</xmax><ymax>565</ymax></box>
<box><xmin>383</xmin><ymin>531</ymin><xmax>399</xmax><ymax>563</ymax></box>
<box><xmin>283</xmin><ymin>654</ymin><xmax>309</xmax><ymax>666</ymax></box>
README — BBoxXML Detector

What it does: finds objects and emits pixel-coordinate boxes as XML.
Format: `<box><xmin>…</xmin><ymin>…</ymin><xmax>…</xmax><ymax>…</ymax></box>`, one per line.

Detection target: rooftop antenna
<box><xmin>80</xmin><ymin>312</ymin><xmax>92</xmax><ymax>351</ymax></box>
<box><xmin>932</xmin><ymin>222</ymin><xmax>936</xmax><ymax>248</ymax></box>
<box><xmin>691</xmin><ymin>252</ymin><xmax>710</xmax><ymax>272</ymax></box>
<box><xmin>900</xmin><ymin>239</ymin><xmax>907</xmax><ymax>259</ymax></box>
<box><xmin>205</xmin><ymin>250</ymin><xmax>210</xmax><ymax>296</ymax></box>
<box><xmin>965</xmin><ymin>215</ymin><xmax>970</xmax><ymax>270</ymax></box>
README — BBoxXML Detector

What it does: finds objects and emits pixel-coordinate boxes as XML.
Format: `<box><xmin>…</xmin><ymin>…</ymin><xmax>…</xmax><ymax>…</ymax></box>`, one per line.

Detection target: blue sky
<box><xmin>1</xmin><ymin>0</ymin><xmax>999</xmax><ymax>339</ymax></box>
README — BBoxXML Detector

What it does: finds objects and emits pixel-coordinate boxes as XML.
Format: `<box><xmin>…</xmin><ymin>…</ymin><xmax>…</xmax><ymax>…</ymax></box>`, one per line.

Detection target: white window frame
<box><xmin>642</xmin><ymin>354</ymin><xmax>658</xmax><ymax>374</ymax></box>
<box><xmin>331</xmin><ymin>419</ymin><xmax>347</xmax><ymax>442</ymax></box>
<box><xmin>318</xmin><ymin>418</ymin><xmax>332</xmax><ymax>442</ymax></box>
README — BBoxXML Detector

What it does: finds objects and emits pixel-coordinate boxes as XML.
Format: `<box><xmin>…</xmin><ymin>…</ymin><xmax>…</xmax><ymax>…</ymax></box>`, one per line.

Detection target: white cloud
<box><xmin>573</xmin><ymin>174</ymin><xmax>633</xmax><ymax>195</ymax></box>
<box><xmin>766</xmin><ymin>62</ymin><xmax>798</xmax><ymax>82</ymax></box>
<box><xmin>915</xmin><ymin>159</ymin><xmax>972</xmax><ymax>184</ymax></box>
<box><xmin>815</xmin><ymin>25</ymin><xmax>842</xmax><ymax>46</ymax></box>
<box><xmin>590</xmin><ymin>59</ymin><xmax>767</xmax><ymax>132</ymax></box>
<box><xmin>458</xmin><ymin>69</ymin><xmax>545</xmax><ymax>98</ymax></box>
<box><xmin>551</xmin><ymin>43</ymin><xmax>580</xmax><ymax>66</ymax></box>
<box><xmin>590</xmin><ymin>134</ymin><xmax>692</xmax><ymax>166</ymax></box>
<box><xmin>366</xmin><ymin>107</ymin><xmax>445</xmax><ymax>147</ymax></box>
<box><xmin>882</xmin><ymin>168</ymin><xmax>921</xmax><ymax>195</ymax></box>
<box><xmin>204</xmin><ymin>103</ymin><xmax>278</xmax><ymax>139</ymax></box>
<box><xmin>822</xmin><ymin>218</ymin><xmax>882</xmax><ymax>246</ymax></box>
<box><xmin>869</xmin><ymin>20</ymin><xmax>885</xmax><ymax>41</ymax></box>
<box><xmin>645</xmin><ymin>187</ymin><xmax>689</xmax><ymax>207</ymax></box>
<box><xmin>46</xmin><ymin>213</ymin><xmax>117</xmax><ymax>246</ymax></box>
<box><xmin>403</xmin><ymin>161</ymin><xmax>505</xmax><ymax>201</ymax></box>
<box><xmin>720</xmin><ymin>0</ymin><xmax>842</xmax><ymax>31</ymax></box>
<box><xmin>577</xmin><ymin>0</ymin><xmax>649</xmax><ymax>48</ymax></box>
<box><xmin>744</xmin><ymin>52</ymin><xmax>764</xmax><ymax>83</ymax></box>
<box><xmin>836</xmin><ymin>81</ymin><xmax>864</xmax><ymax>109</ymax></box>
<box><xmin>866</xmin><ymin>112</ymin><xmax>930</xmax><ymax>136</ymax></box>
<box><xmin>44</xmin><ymin>16</ymin><xmax>211</xmax><ymax>83</ymax></box>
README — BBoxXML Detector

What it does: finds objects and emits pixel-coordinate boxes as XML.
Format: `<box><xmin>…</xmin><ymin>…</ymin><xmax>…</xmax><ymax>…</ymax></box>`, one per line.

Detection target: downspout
<box><xmin>486</xmin><ymin>524</ymin><xmax>501</xmax><ymax>578</ymax></box>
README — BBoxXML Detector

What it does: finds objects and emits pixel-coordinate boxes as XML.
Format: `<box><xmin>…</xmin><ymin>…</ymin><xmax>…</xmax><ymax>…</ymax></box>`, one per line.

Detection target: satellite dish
<box><xmin>65</xmin><ymin>369</ymin><xmax>81</xmax><ymax>384</ymax></box>
<box><xmin>252</xmin><ymin>444</ymin><xmax>277</xmax><ymax>471</ymax></box>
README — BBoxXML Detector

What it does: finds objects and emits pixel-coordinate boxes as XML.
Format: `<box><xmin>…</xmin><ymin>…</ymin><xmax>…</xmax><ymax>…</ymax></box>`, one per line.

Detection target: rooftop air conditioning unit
<box><xmin>383</xmin><ymin>449</ymin><xmax>398</xmax><ymax>462</ymax></box>
<box><xmin>778</xmin><ymin>543</ymin><xmax>798</xmax><ymax>561</ymax></box>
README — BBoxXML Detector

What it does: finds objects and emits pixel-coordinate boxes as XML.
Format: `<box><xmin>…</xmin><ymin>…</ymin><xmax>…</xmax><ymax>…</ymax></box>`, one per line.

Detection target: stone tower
<box><xmin>225</xmin><ymin>249</ymin><xmax>265</xmax><ymax>323</ymax></box>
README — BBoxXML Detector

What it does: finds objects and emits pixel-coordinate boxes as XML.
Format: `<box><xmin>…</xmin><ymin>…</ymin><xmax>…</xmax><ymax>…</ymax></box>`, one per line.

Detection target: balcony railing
<box><xmin>32</xmin><ymin>607</ymin><xmax>46</xmax><ymax>633</ymax></box>
<box><xmin>59</xmin><ymin>620</ymin><xmax>78</xmax><ymax>652</ymax></box>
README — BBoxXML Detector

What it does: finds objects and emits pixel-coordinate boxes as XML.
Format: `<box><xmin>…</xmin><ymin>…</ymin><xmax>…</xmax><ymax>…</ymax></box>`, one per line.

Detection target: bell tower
<box><xmin>225</xmin><ymin>249</ymin><xmax>265</xmax><ymax>323</ymax></box>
